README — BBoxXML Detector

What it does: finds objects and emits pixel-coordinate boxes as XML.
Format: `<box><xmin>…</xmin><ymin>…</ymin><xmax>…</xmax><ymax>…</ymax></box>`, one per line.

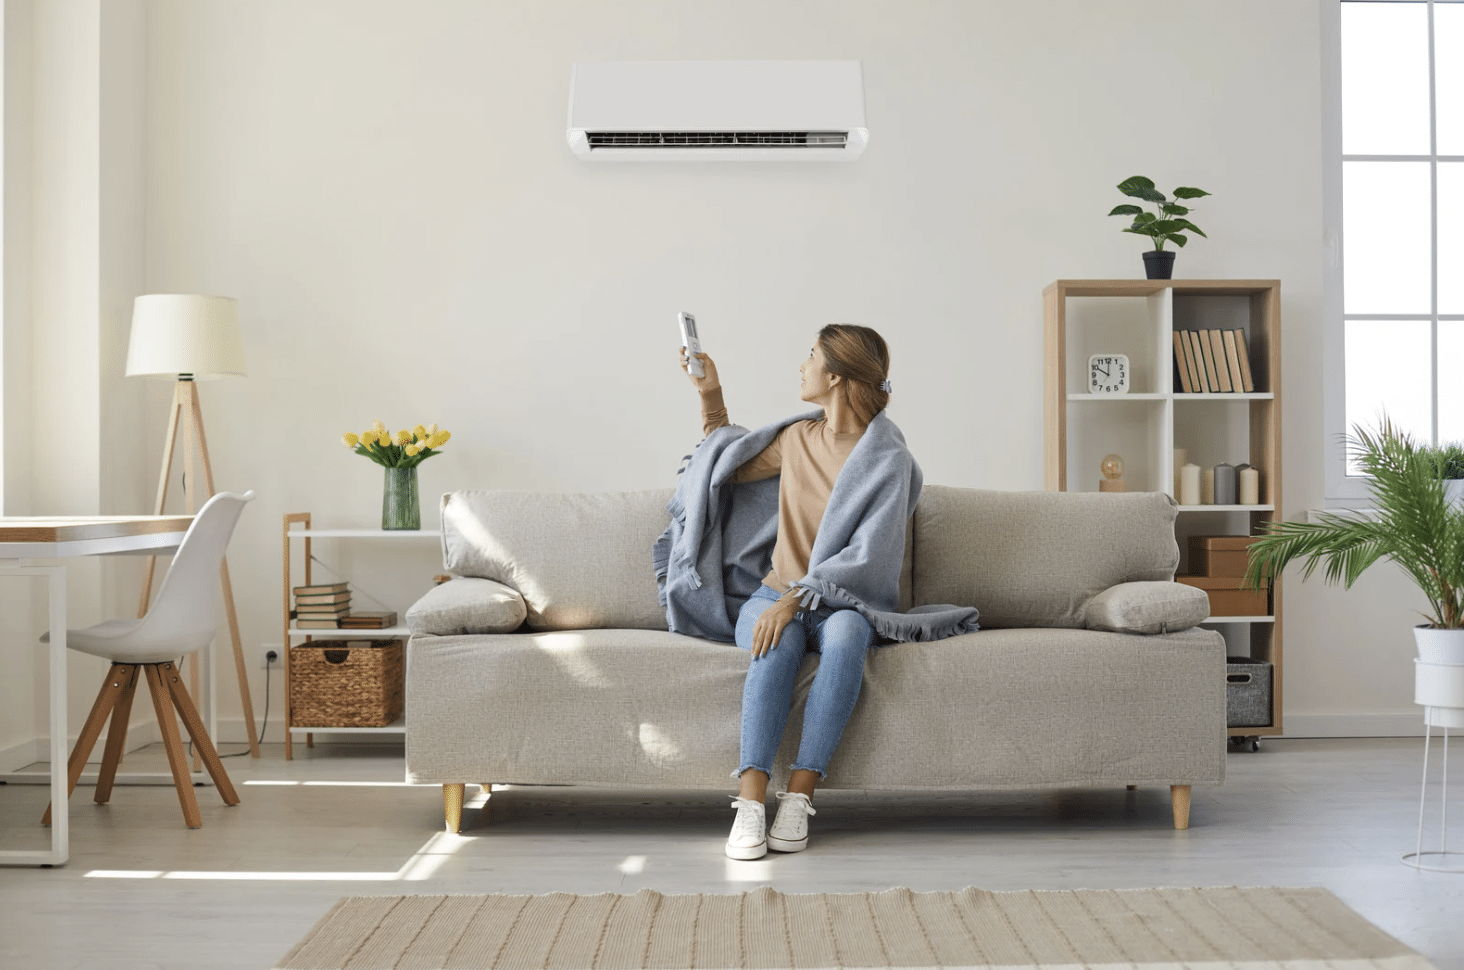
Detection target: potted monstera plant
<box><xmin>1108</xmin><ymin>176</ymin><xmax>1210</xmax><ymax>279</ymax></box>
<box><xmin>1243</xmin><ymin>419</ymin><xmax>1464</xmax><ymax>716</ymax></box>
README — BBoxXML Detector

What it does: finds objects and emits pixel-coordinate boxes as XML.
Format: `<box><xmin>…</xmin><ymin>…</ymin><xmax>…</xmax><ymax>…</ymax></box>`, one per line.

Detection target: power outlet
<box><xmin>259</xmin><ymin>644</ymin><xmax>282</xmax><ymax>670</ymax></box>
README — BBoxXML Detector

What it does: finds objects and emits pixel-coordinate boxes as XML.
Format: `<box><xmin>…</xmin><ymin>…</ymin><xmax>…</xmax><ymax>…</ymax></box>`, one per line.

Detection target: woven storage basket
<box><xmin>290</xmin><ymin>639</ymin><xmax>404</xmax><ymax>727</ymax></box>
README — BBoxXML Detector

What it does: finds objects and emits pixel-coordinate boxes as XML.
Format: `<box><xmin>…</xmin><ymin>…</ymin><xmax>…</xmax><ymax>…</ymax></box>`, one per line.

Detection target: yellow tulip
<box><xmin>427</xmin><ymin>423</ymin><xmax>439</xmax><ymax>435</ymax></box>
<box><xmin>361</xmin><ymin>431</ymin><xmax>377</xmax><ymax>447</ymax></box>
<box><xmin>413</xmin><ymin>424</ymin><xmax>427</xmax><ymax>439</ymax></box>
<box><xmin>405</xmin><ymin>444</ymin><xmax>420</xmax><ymax>457</ymax></box>
<box><xmin>372</xmin><ymin>419</ymin><xmax>386</xmax><ymax>434</ymax></box>
<box><xmin>427</xmin><ymin>430</ymin><xmax>451</xmax><ymax>449</ymax></box>
<box><xmin>396</xmin><ymin>429</ymin><xmax>412</xmax><ymax>446</ymax></box>
<box><xmin>343</xmin><ymin>432</ymin><xmax>360</xmax><ymax>448</ymax></box>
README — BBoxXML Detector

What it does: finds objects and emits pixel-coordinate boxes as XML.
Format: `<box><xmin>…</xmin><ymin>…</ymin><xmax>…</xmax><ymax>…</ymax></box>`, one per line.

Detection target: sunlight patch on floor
<box><xmin>83</xmin><ymin>830</ymin><xmax>467</xmax><ymax>882</ymax></box>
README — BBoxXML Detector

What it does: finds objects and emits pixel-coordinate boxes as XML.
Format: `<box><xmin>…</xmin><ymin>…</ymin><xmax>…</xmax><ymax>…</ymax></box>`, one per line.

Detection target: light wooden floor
<box><xmin>0</xmin><ymin>737</ymin><xmax>1461</xmax><ymax>969</ymax></box>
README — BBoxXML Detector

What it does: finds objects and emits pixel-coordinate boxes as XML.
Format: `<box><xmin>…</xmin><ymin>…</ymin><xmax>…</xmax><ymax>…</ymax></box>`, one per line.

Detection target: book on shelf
<box><xmin>1197</xmin><ymin>330</ymin><xmax>1221</xmax><ymax>392</ymax></box>
<box><xmin>292</xmin><ymin>581</ymin><xmax>349</xmax><ymax>596</ymax></box>
<box><xmin>1172</xmin><ymin>331</ymin><xmax>1194</xmax><ymax>393</ymax></box>
<box><xmin>340</xmin><ymin>611</ymin><xmax>398</xmax><ymax>629</ymax></box>
<box><xmin>1181</xmin><ymin>331</ymin><xmax>1203</xmax><ymax>392</ymax></box>
<box><xmin>1232</xmin><ymin>328</ymin><xmax>1256</xmax><ymax>392</ymax></box>
<box><xmin>1207</xmin><ymin>330</ymin><xmax>1234</xmax><ymax>392</ymax></box>
<box><xmin>1186</xmin><ymin>331</ymin><xmax>1210</xmax><ymax>392</ymax></box>
<box><xmin>294</xmin><ymin>604</ymin><xmax>351</xmax><ymax>617</ymax></box>
<box><xmin>294</xmin><ymin>590</ymin><xmax>351</xmax><ymax>606</ymax></box>
<box><xmin>1222</xmin><ymin>330</ymin><xmax>1246</xmax><ymax>392</ymax></box>
<box><xmin>295</xmin><ymin>617</ymin><xmax>342</xmax><ymax>629</ymax></box>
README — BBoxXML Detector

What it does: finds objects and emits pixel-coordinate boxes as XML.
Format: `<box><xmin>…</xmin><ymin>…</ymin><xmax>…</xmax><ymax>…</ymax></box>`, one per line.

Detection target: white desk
<box><xmin>0</xmin><ymin>515</ymin><xmax>192</xmax><ymax>866</ymax></box>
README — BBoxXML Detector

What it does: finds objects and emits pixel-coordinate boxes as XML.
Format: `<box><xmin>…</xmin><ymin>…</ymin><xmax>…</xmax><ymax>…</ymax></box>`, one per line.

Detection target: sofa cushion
<box><xmin>1084</xmin><ymin>581</ymin><xmax>1209</xmax><ymax>635</ymax></box>
<box><xmin>911</xmin><ymin>486</ymin><xmax>1180</xmax><ymax>629</ymax></box>
<box><xmin>440</xmin><ymin>489</ymin><xmax>673</xmax><ymax>632</ymax></box>
<box><xmin>405</xmin><ymin>577</ymin><xmax>527</xmax><ymax>636</ymax></box>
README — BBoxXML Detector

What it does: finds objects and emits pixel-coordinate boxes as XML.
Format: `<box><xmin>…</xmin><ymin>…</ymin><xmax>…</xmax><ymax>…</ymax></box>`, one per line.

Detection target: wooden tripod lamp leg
<box><xmin>139</xmin><ymin>378</ymin><xmax>261</xmax><ymax>760</ymax></box>
<box><xmin>188</xmin><ymin>384</ymin><xmax>260</xmax><ymax>758</ymax></box>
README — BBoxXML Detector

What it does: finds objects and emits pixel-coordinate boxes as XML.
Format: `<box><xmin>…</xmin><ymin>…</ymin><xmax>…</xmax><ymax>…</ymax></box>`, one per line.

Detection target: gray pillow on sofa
<box><xmin>439</xmin><ymin>489</ymin><xmax>673</xmax><ymax>632</ymax></box>
<box><xmin>1083</xmin><ymin>581</ymin><xmax>1210</xmax><ymax>635</ymax></box>
<box><xmin>406</xmin><ymin>577</ymin><xmax>528</xmax><ymax>636</ymax></box>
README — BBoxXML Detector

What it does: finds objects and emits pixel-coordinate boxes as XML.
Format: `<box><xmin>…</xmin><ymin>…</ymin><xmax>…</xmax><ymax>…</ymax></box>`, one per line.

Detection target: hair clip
<box><xmin>879</xmin><ymin>379</ymin><xmax>893</xmax><ymax>394</ymax></box>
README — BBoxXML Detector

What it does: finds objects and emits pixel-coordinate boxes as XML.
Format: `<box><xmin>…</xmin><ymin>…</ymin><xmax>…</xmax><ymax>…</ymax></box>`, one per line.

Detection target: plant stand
<box><xmin>1403</xmin><ymin>660</ymin><xmax>1464</xmax><ymax>873</ymax></box>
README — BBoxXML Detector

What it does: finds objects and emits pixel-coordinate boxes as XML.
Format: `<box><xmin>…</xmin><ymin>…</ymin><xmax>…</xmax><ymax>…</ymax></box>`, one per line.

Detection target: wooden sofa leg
<box><xmin>1170</xmin><ymin>784</ymin><xmax>1192</xmax><ymax>830</ymax></box>
<box><xmin>444</xmin><ymin>783</ymin><xmax>465</xmax><ymax>833</ymax></box>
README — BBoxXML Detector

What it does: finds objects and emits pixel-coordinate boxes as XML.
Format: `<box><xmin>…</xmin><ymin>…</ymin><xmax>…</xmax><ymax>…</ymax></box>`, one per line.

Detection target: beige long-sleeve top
<box><xmin>701</xmin><ymin>386</ymin><xmax>864</xmax><ymax>594</ymax></box>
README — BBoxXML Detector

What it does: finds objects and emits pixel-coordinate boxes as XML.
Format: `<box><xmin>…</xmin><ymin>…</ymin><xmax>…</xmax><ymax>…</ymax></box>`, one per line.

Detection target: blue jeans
<box><xmin>735</xmin><ymin>584</ymin><xmax>874</xmax><ymax>779</ymax></box>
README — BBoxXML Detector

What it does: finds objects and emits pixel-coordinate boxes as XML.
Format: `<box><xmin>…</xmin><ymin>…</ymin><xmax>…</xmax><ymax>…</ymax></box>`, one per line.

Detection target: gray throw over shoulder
<box><xmin>653</xmin><ymin>410</ymin><xmax>981</xmax><ymax>643</ymax></box>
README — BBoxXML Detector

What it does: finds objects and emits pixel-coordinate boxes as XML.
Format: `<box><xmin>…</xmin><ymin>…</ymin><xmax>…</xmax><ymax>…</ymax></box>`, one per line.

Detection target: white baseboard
<box><xmin>0</xmin><ymin>721</ymin><xmax>163</xmax><ymax>773</ymax></box>
<box><xmin>1272</xmin><ymin>713</ymin><xmax>1429</xmax><ymax>738</ymax></box>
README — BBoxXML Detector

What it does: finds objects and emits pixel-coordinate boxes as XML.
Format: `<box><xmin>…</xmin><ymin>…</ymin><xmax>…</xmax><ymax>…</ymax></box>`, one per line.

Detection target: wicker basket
<box><xmin>290</xmin><ymin>639</ymin><xmax>404</xmax><ymax>728</ymax></box>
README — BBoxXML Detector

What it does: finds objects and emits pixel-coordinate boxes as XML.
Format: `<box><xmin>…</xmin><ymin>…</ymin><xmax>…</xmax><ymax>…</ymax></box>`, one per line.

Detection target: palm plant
<box><xmin>1242</xmin><ymin>418</ymin><xmax>1464</xmax><ymax>629</ymax></box>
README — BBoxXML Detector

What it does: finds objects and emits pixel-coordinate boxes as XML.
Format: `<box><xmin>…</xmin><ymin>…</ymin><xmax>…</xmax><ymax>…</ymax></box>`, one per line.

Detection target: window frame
<box><xmin>1325</xmin><ymin>0</ymin><xmax>1461</xmax><ymax>505</ymax></box>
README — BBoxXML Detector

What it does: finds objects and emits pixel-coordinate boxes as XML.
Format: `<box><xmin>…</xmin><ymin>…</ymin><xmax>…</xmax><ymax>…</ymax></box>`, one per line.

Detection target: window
<box><xmin>1330</xmin><ymin>0</ymin><xmax>1463</xmax><ymax>496</ymax></box>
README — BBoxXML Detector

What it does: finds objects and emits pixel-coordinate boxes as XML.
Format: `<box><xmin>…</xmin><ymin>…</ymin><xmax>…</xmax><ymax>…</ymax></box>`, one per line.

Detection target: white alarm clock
<box><xmin>1088</xmin><ymin>354</ymin><xmax>1130</xmax><ymax>395</ymax></box>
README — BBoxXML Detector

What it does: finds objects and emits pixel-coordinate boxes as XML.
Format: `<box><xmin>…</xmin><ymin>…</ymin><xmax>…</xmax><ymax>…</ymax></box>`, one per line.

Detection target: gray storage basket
<box><xmin>1226</xmin><ymin>656</ymin><xmax>1273</xmax><ymax>728</ymax></box>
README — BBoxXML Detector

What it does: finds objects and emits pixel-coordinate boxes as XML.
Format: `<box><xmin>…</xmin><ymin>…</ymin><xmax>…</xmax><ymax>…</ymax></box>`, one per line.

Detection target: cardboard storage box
<box><xmin>1188</xmin><ymin>535</ymin><xmax>1263</xmax><ymax>578</ymax></box>
<box><xmin>1226</xmin><ymin>656</ymin><xmax>1273</xmax><ymax>728</ymax></box>
<box><xmin>1175</xmin><ymin>574</ymin><xmax>1269</xmax><ymax>617</ymax></box>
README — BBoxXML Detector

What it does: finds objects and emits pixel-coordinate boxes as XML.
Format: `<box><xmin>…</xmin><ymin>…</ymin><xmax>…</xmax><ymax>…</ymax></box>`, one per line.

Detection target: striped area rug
<box><xmin>275</xmin><ymin>885</ymin><xmax>1436</xmax><ymax>970</ymax></box>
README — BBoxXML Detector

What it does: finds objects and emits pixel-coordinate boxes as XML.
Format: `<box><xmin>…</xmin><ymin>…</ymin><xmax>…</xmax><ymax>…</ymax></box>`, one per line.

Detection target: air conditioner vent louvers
<box><xmin>586</xmin><ymin>131</ymin><xmax>849</xmax><ymax>149</ymax></box>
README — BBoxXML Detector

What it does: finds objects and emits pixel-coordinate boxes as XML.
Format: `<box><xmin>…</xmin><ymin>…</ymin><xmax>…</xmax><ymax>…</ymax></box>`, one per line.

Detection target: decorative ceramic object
<box><xmin>1099</xmin><ymin>453</ymin><xmax>1126</xmax><ymax>492</ymax></box>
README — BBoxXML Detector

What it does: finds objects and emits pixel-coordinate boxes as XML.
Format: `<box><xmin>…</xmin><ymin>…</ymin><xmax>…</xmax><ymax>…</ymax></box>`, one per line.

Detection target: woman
<box><xmin>671</xmin><ymin>324</ymin><xmax>977</xmax><ymax>860</ymax></box>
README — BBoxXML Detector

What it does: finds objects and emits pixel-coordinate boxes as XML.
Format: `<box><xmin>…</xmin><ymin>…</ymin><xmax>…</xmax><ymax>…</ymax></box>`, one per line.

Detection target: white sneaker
<box><xmin>726</xmin><ymin>797</ymin><xmax>767</xmax><ymax>860</ymax></box>
<box><xmin>767</xmin><ymin>791</ymin><xmax>816</xmax><ymax>852</ymax></box>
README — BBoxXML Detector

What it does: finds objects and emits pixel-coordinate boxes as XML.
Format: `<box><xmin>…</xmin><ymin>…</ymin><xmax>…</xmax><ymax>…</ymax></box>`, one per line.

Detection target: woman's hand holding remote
<box><xmin>680</xmin><ymin>347</ymin><xmax>721</xmax><ymax>393</ymax></box>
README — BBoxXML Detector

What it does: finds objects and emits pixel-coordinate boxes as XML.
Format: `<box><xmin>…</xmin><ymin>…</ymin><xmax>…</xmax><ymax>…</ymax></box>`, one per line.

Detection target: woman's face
<box><xmin>799</xmin><ymin>342</ymin><xmax>838</xmax><ymax>404</ymax></box>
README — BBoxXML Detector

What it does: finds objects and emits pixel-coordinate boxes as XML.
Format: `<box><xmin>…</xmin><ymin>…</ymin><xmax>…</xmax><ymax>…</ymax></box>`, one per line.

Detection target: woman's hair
<box><xmin>817</xmin><ymin>323</ymin><xmax>890</xmax><ymax>423</ymax></box>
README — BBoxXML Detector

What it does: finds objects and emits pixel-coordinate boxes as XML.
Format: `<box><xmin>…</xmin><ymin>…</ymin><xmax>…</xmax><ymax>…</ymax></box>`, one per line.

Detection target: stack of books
<box><xmin>340</xmin><ymin>611</ymin><xmax>398</xmax><ymax>630</ymax></box>
<box><xmin>293</xmin><ymin>582</ymin><xmax>351</xmax><ymax>628</ymax></box>
<box><xmin>1172</xmin><ymin>328</ymin><xmax>1255</xmax><ymax>394</ymax></box>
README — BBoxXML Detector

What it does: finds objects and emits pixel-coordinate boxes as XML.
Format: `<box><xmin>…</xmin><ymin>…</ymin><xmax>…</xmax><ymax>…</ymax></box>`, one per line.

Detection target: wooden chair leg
<box><xmin>159</xmin><ymin>661</ymin><xmax>239</xmax><ymax>806</ymax></box>
<box><xmin>144</xmin><ymin>664</ymin><xmax>203</xmax><ymax>828</ymax></box>
<box><xmin>94</xmin><ymin>665</ymin><xmax>140</xmax><ymax>805</ymax></box>
<box><xmin>41</xmin><ymin>664</ymin><xmax>126</xmax><ymax>825</ymax></box>
<box><xmin>1171</xmin><ymin>784</ymin><xmax>1192</xmax><ymax>830</ymax></box>
<box><xmin>444</xmin><ymin>783</ymin><xmax>465</xmax><ymax>834</ymax></box>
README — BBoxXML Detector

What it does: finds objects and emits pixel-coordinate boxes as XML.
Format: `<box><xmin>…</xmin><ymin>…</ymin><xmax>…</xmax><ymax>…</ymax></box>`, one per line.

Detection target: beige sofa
<box><xmin>404</xmin><ymin>486</ymin><xmax>1226</xmax><ymax>833</ymax></box>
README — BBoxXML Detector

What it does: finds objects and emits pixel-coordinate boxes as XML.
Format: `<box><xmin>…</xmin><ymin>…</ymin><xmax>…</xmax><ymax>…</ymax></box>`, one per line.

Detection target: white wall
<box><xmin>2</xmin><ymin>0</ymin><xmax>1427</xmax><ymax>754</ymax></box>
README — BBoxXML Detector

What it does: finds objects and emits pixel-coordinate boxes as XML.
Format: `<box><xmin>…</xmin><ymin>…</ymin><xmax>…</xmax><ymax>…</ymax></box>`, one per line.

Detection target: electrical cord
<box><xmin>178</xmin><ymin>652</ymin><xmax>272</xmax><ymax>759</ymax></box>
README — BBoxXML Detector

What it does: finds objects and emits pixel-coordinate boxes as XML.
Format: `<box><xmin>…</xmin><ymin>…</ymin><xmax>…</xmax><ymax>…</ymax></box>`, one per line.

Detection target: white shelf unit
<box><xmin>1044</xmin><ymin>280</ymin><xmax>1283</xmax><ymax>738</ymax></box>
<box><xmin>281</xmin><ymin>514</ymin><xmax>442</xmax><ymax>758</ymax></box>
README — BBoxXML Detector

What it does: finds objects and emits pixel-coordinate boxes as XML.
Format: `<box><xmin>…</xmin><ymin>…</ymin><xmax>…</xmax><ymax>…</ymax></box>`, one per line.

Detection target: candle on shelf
<box><xmin>1201</xmin><ymin>466</ymin><xmax>1216</xmax><ymax>505</ymax></box>
<box><xmin>1173</xmin><ymin>448</ymin><xmax>1188</xmax><ymax>497</ymax></box>
<box><xmin>1179</xmin><ymin>463</ymin><xmax>1202</xmax><ymax>506</ymax></box>
<box><xmin>1213</xmin><ymin>462</ymin><xmax>1236</xmax><ymax>506</ymax></box>
<box><xmin>1238</xmin><ymin>465</ymin><xmax>1260</xmax><ymax>505</ymax></box>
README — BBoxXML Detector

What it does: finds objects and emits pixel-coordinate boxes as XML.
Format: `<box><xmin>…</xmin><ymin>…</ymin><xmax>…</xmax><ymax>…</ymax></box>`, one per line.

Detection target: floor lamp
<box><xmin>125</xmin><ymin>294</ymin><xmax>259</xmax><ymax>758</ymax></box>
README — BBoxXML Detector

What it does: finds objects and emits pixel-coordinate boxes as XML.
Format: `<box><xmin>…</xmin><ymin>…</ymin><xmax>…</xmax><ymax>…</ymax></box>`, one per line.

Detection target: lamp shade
<box><xmin>125</xmin><ymin>294</ymin><xmax>245</xmax><ymax>379</ymax></box>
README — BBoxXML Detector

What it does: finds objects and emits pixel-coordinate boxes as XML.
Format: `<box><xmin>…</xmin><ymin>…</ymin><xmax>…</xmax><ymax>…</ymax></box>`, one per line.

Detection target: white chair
<box><xmin>42</xmin><ymin>490</ymin><xmax>255</xmax><ymax>829</ymax></box>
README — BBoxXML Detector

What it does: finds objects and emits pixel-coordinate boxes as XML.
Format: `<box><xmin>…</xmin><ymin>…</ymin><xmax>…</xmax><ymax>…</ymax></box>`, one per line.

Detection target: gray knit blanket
<box><xmin>652</xmin><ymin>410</ymin><xmax>981</xmax><ymax>643</ymax></box>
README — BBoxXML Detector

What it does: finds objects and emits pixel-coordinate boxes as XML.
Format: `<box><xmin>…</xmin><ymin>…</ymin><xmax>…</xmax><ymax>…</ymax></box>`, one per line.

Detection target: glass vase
<box><xmin>382</xmin><ymin>466</ymin><xmax>420</xmax><ymax>530</ymax></box>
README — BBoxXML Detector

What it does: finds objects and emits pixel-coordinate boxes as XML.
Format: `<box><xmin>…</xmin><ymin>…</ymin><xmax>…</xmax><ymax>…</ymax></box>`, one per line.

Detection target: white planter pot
<box><xmin>1447</xmin><ymin>479</ymin><xmax>1464</xmax><ymax>511</ymax></box>
<box><xmin>1416</xmin><ymin>627</ymin><xmax>1464</xmax><ymax>728</ymax></box>
<box><xmin>1416</xmin><ymin>625</ymin><xmax>1464</xmax><ymax>664</ymax></box>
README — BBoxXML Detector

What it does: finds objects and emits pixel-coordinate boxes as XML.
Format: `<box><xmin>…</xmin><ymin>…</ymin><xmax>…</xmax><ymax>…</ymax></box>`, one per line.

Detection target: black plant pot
<box><xmin>1143</xmin><ymin>251</ymin><xmax>1176</xmax><ymax>280</ymax></box>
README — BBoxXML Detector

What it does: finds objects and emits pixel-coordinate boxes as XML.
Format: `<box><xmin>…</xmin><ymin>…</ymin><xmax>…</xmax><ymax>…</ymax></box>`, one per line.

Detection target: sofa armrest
<box><xmin>1083</xmin><ymin>581</ymin><xmax>1210</xmax><ymax>635</ymax></box>
<box><xmin>406</xmin><ymin>577</ymin><xmax>527</xmax><ymax>636</ymax></box>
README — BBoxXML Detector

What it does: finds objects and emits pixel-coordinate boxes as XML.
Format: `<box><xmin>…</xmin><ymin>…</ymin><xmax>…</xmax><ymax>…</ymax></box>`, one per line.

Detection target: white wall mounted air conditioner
<box><xmin>567</xmin><ymin>60</ymin><xmax>868</xmax><ymax>161</ymax></box>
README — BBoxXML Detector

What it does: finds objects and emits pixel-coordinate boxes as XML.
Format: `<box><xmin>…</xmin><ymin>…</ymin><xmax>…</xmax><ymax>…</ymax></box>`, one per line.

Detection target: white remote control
<box><xmin>679</xmin><ymin>312</ymin><xmax>705</xmax><ymax>378</ymax></box>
